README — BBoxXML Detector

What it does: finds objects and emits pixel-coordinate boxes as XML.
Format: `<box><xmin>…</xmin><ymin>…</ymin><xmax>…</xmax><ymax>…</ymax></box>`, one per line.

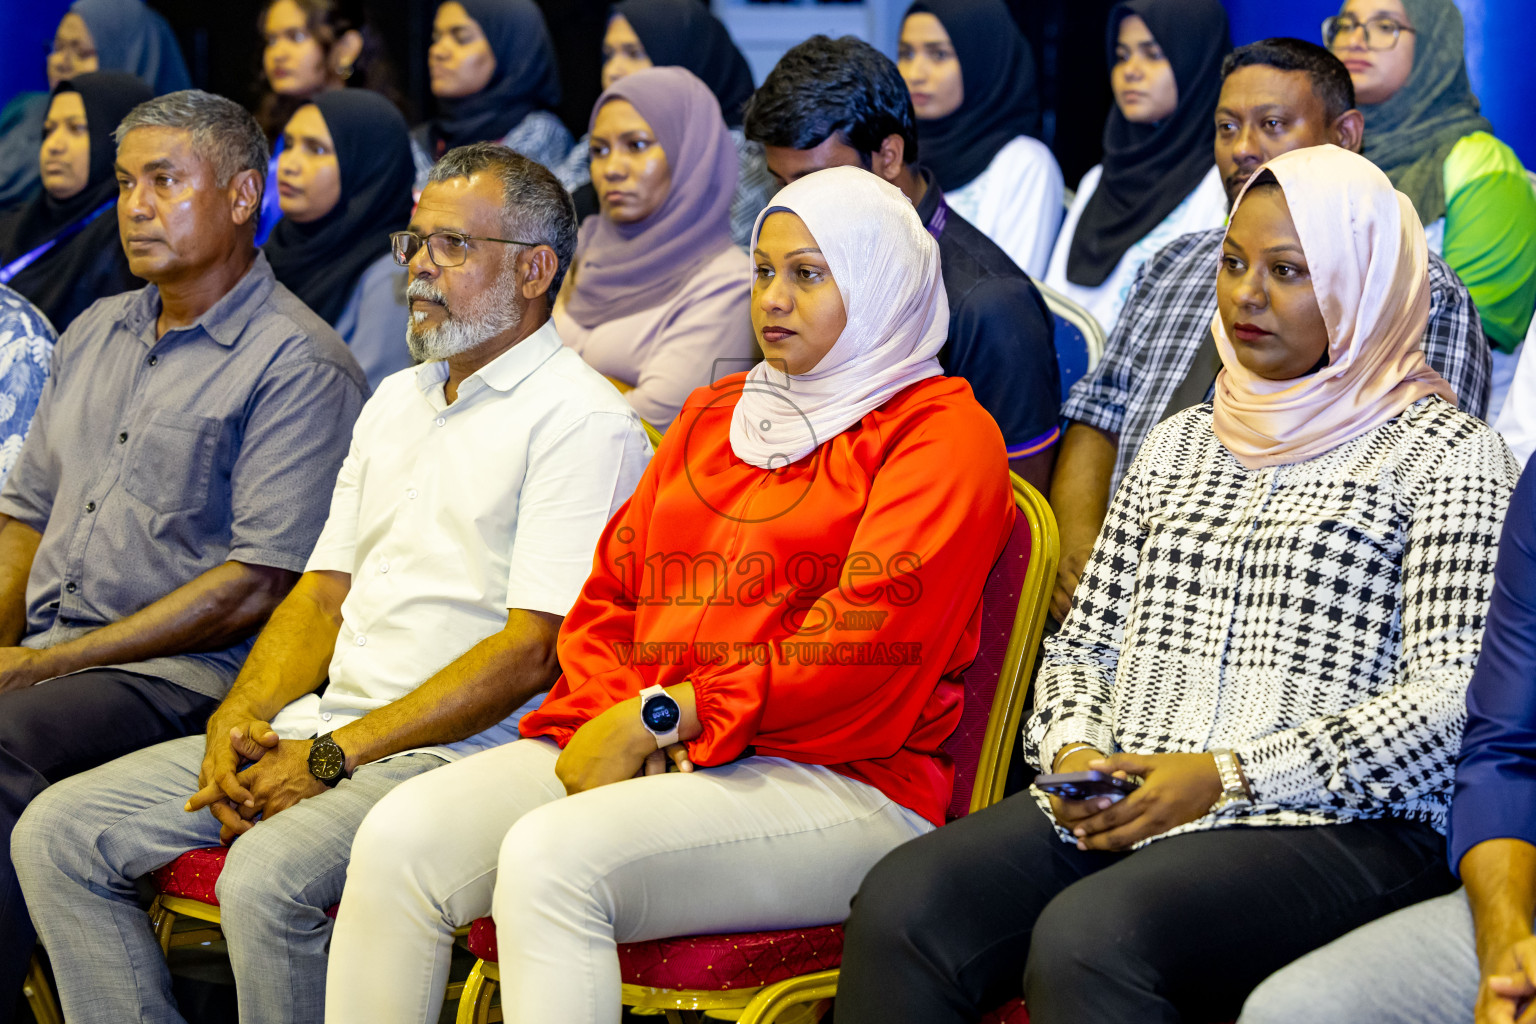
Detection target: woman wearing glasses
<box><xmin>552</xmin><ymin>66</ymin><xmax>756</xmax><ymax>430</ymax></box>
<box><xmin>263</xmin><ymin>90</ymin><xmax>416</xmax><ymax>390</ymax></box>
<box><xmin>1326</xmin><ymin>0</ymin><xmax>1536</xmax><ymax>418</ymax></box>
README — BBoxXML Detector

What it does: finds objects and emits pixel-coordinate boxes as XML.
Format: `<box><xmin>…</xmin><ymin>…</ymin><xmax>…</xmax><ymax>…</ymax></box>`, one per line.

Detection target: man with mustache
<box><xmin>14</xmin><ymin>142</ymin><xmax>652</xmax><ymax>1024</ymax></box>
<box><xmin>1047</xmin><ymin>37</ymin><xmax>1491</xmax><ymax>621</ymax></box>
<box><xmin>0</xmin><ymin>88</ymin><xmax>370</xmax><ymax>1019</ymax></box>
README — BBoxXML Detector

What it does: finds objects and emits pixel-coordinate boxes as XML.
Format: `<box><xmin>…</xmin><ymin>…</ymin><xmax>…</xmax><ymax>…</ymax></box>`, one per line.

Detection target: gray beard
<box><xmin>405</xmin><ymin>272</ymin><xmax>523</xmax><ymax>363</ymax></box>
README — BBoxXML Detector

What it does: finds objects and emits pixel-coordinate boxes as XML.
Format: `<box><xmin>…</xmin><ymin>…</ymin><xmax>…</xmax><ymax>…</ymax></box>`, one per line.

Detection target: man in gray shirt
<box><xmin>0</xmin><ymin>90</ymin><xmax>366</xmax><ymax>1016</ymax></box>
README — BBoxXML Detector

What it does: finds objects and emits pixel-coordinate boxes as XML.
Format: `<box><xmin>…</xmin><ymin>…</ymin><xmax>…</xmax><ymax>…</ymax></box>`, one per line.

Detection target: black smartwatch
<box><xmin>308</xmin><ymin>732</ymin><xmax>348</xmax><ymax>787</ymax></box>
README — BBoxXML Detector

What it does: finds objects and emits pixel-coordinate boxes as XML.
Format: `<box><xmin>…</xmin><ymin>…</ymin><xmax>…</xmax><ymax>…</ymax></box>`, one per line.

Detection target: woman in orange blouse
<box><xmin>326</xmin><ymin>165</ymin><xmax>1015</xmax><ymax>1023</ymax></box>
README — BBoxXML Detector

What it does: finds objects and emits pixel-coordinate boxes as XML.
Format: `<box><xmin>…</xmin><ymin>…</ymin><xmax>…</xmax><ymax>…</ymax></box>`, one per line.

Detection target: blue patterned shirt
<box><xmin>0</xmin><ymin>285</ymin><xmax>56</xmax><ymax>485</ymax></box>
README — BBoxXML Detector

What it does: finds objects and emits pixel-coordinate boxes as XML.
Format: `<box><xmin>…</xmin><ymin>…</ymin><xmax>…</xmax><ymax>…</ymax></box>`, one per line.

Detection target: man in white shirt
<box><xmin>12</xmin><ymin>143</ymin><xmax>652</xmax><ymax>1024</ymax></box>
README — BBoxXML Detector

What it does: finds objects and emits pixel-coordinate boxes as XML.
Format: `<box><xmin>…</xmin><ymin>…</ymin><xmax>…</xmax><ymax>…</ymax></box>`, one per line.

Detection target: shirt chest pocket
<box><xmin>121</xmin><ymin>410</ymin><xmax>221</xmax><ymax>515</ymax></box>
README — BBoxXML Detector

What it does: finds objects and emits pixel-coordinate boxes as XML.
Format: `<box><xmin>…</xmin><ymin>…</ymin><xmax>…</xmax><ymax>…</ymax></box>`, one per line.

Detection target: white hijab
<box><xmin>729</xmin><ymin>166</ymin><xmax>949</xmax><ymax>469</ymax></box>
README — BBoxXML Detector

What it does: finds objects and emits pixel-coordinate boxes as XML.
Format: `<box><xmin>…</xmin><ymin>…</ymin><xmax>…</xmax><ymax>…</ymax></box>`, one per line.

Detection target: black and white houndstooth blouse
<box><xmin>1030</xmin><ymin>397</ymin><xmax>1520</xmax><ymax>839</ymax></box>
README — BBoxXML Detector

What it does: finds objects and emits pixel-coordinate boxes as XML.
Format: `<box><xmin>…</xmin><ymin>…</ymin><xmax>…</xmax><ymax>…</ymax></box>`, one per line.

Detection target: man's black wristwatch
<box><xmin>308</xmin><ymin>732</ymin><xmax>348</xmax><ymax>787</ymax></box>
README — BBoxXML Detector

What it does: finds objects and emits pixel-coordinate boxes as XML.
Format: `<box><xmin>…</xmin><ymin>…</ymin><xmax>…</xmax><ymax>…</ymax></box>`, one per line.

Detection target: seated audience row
<box><xmin>1050</xmin><ymin>36</ymin><xmax>1490</xmax><ymax>620</ymax></box>
<box><xmin>0</xmin><ymin>0</ymin><xmax>1528</xmax><ymax>1017</ymax></box>
<box><xmin>7</xmin><ymin>106</ymin><xmax>1526</xmax><ymax>1024</ymax></box>
<box><xmin>7</xmin><ymin>0</ymin><xmax>1535</xmax><ymax>472</ymax></box>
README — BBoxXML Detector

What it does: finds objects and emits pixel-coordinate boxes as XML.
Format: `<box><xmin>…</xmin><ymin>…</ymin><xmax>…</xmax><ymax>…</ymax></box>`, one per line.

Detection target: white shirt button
<box><xmin>321</xmin><ymin>712</ymin><xmax>332</xmax><ymax>722</ymax></box>
<box><xmin>407</xmin><ymin>488</ymin><xmax>418</xmax><ymax>500</ymax></box>
<box><xmin>435</xmin><ymin>417</ymin><xmax>446</xmax><ymax>427</ymax></box>
<box><xmin>355</xmin><ymin>635</ymin><xmax>367</xmax><ymax>646</ymax></box>
<box><xmin>379</xmin><ymin>561</ymin><xmax>390</xmax><ymax>573</ymax></box>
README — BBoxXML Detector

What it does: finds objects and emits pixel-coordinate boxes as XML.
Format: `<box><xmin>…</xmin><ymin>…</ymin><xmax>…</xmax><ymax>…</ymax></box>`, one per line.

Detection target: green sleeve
<box><xmin>1443</xmin><ymin>133</ymin><xmax>1536</xmax><ymax>352</ymax></box>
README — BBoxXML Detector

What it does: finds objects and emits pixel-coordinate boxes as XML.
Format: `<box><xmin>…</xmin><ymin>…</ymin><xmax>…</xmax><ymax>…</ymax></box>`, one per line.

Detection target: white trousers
<box><xmin>324</xmin><ymin>737</ymin><xmax>932</xmax><ymax>1023</ymax></box>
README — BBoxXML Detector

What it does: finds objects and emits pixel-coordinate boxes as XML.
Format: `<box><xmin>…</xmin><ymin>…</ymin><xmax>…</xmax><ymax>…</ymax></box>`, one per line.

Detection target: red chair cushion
<box><xmin>467</xmin><ymin>917</ymin><xmax>845</xmax><ymax>991</ymax></box>
<box><xmin>151</xmin><ymin>846</ymin><xmax>338</xmax><ymax>919</ymax></box>
<box><xmin>152</xmin><ymin>846</ymin><xmax>228</xmax><ymax>905</ymax></box>
<box><xmin>980</xmin><ymin>997</ymin><xmax>1029</xmax><ymax>1023</ymax></box>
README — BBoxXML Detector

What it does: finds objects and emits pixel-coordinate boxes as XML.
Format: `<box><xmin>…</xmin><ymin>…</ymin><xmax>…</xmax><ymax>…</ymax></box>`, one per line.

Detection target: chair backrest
<box><xmin>1037</xmin><ymin>282</ymin><xmax>1106</xmax><ymax>402</ymax></box>
<box><xmin>940</xmin><ymin>474</ymin><xmax>1059</xmax><ymax>821</ymax></box>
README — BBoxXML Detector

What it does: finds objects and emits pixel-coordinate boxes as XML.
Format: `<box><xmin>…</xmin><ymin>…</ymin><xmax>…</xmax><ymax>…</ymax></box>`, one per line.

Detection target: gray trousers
<box><xmin>10</xmin><ymin>734</ymin><xmax>443</xmax><ymax>1024</ymax></box>
<box><xmin>1239</xmin><ymin>889</ymin><xmax>1479</xmax><ymax>1024</ymax></box>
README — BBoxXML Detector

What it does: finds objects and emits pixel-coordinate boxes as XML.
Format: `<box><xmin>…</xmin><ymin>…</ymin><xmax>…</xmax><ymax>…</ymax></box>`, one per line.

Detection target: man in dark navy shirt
<box><xmin>744</xmin><ymin>35</ymin><xmax>1060</xmax><ymax>493</ymax></box>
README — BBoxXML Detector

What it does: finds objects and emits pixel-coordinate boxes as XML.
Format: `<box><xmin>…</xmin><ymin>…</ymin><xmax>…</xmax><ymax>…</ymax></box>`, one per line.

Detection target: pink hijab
<box><xmin>562</xmin><ymin>66</ymin><xmax>739</xmax><ymax>328</ymax></box>
<box><xmin>1210</xmin><ymin>145</ymin><xmax>1456</xmax><ymax>469</ymax></box>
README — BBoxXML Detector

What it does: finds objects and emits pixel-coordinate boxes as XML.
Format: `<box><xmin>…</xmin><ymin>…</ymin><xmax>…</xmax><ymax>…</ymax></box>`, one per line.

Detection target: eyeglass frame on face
<box><xmin>1322</xmin><ymin>14</ymin><xmax>1416</xmax><ymax>51</ymax></box>
<box><xmin>390</xmin><ymin>229</ymin><xmax>543</xmax><ymax>269</ymax></box>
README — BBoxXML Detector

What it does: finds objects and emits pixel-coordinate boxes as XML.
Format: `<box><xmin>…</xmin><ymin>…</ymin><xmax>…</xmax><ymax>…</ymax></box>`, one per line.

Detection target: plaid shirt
<box><xmin>1062</xmin><ymin>227</ymin><xmax>1492</xmax><ymax>495</ymax></box>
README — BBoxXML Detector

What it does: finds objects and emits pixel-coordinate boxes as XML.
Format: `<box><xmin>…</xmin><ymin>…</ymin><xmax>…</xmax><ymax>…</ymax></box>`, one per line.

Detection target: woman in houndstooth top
<box><xmin>835</xmin><ymin>144</ymin><xmax>1521</xmax><ymax>1024</ymax></box>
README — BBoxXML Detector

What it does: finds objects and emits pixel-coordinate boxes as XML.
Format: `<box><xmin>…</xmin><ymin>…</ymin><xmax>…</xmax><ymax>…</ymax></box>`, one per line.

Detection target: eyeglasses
<box><xmin>1322</xmin><ymin>15</ymin><xmax>1416</xmax><ymax>51</ymax></box>
<box><xmin>390</xmin><ymin>229</ymin><xmax>541</xmax><ymax>269</ymax></box>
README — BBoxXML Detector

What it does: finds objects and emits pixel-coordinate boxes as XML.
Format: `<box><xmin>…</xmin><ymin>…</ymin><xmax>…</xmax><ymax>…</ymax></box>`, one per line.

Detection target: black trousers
<box><xmin>0</xmin><ymin>669</ymin><xmax>216</xmax><ymax>1024</ymax></box>
<box><xmin>835</xmin><ymin>790</ymin><xmax>1456</xmax><ymax>1024</ymax></box>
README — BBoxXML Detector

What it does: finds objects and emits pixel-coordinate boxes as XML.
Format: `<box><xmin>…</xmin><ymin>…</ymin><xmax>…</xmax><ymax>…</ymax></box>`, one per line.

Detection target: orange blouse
<box><xmin>519</xmin><ymin>373</ymin><xmax>1015</xmax><ymax>826</ymax></box>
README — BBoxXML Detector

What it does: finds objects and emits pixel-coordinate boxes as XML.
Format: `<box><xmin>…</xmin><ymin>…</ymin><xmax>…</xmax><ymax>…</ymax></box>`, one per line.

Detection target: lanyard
<box><xmin>0</xmin><ymin>200</ymin><xmax>115</xmax><ymax>285</ymax></box>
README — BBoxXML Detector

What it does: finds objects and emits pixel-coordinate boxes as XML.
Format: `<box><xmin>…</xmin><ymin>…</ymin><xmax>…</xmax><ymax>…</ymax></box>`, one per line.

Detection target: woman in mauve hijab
<box><xmin>836</xmin><ymin>145</ymin><xmax>1518</xmax><ymax>1024</ymax></box>
<box><xmin>553</xmin><ymin>67</ymin><xmax>756</xmax><ymax>430</ymax></box>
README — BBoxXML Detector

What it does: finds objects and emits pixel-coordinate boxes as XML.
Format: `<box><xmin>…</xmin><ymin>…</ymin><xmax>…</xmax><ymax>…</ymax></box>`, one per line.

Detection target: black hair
<box><xmin>743</xmin><ymin>34</ymin><xmax>918</xmax><ymax>166</ymax></box>
<box><xmin>1221</xmin><ymin>38</ymin><xmax>1356</xmax><ymax>122</ymax></box>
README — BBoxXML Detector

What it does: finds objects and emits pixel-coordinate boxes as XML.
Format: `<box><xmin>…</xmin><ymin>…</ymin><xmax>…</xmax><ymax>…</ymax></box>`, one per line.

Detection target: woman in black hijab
<box><xmin>897</xmin><ymin>0</ymin><xmax>1064</xmax><ymax>276</ymax></box>
<box><xmin>555</xmin><ymin>0</ymin><xmax>774</xmax><ymax>248</ymax></box>
<box><xmin>1043</xmin><ymin>0</ymin><xmax>1232</xmax><ymax>333</ymax></box>
<box><xmin>0</xmin><ymin>71</ymin><xmax>153</xmax><ymax>332</ymax></box>
<box><xmin>409</xmin><ymin>0</ymin><xmax>572</xmax><ymax>191</ymax></box>
<box><xmin>265</xmin><ymin>89</ymin><xmax>415</xmax><ymax>389</ymax></box>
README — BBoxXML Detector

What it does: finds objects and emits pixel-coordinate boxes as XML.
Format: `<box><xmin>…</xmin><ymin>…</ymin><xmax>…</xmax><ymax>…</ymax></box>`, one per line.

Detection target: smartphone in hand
<box><xmin>1033</xmin><ymin>770</ymin><xmax>1141</xmax><ymax>803</ymax></box>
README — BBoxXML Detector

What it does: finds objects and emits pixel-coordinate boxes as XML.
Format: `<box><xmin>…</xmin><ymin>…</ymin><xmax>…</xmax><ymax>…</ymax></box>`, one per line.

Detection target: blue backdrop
<box><xmin>3</xmin><ymin>0</ymin><xmax>1530</xmax><ymax>168</ymax></box>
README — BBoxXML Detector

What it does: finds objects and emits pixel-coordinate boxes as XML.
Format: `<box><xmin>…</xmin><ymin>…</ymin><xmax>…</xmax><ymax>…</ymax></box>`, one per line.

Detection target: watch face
<box><xmin>641</xmin><ymin>694</ymin><xmax>681</xmax><ymax>734</ymax></box>
<box><xmin>310</xmin><ymin>738</ymin><xmax>345</xmax><ymax>781</ymax></box>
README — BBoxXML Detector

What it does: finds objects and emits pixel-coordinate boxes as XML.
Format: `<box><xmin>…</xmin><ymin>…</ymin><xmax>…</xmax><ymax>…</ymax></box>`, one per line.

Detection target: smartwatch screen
<box><xmin>642</xmin><ymin>694</ymin><xmax>681</xmax><ymax>733</ymax></box>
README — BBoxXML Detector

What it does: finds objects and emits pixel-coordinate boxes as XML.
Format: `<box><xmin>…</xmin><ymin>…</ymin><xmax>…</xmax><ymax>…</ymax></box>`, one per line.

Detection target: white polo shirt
<box><xmin>270</xmin><ymin>318</ymin><xmax>652</xmax><ymax>761</ymax></box>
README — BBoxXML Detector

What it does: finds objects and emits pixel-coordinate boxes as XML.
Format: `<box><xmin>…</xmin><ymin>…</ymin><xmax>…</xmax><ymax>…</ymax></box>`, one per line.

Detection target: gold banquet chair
<box><xmin>455</xmin><ymin>473</ymin><xmax>1059</xmax><ymax>1024</ymax></box>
